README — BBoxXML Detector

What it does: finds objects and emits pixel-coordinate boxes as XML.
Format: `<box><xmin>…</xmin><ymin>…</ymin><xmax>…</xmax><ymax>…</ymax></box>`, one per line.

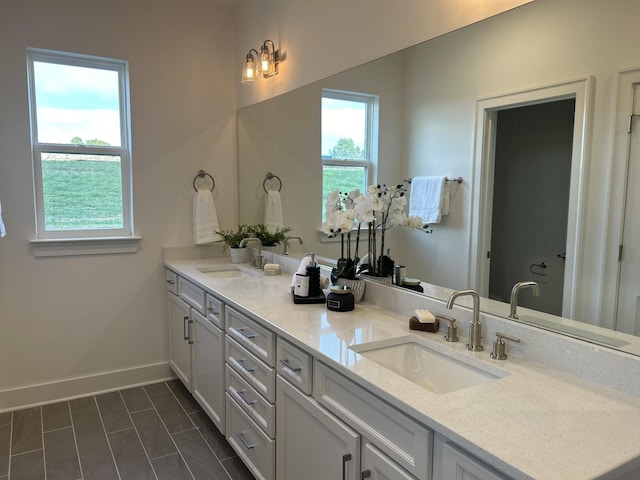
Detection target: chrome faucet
<box><xmin>509</xmin><ymin>281</ymin><xmax>540</xmax><ymax>319</ymax></box>
<box><xmin>283</xmin><ymin>236</ymin><xmax>303</xmax><ymax>255</ymax></box>
<box><xmin>239</xmin><ymin>237</ymin><xmax>263</xmax><ymax>267</ymax></box>
<box><xmin>446</xmin><ymin>289</ymin><xmax>483</xmax><ymax>351</ymax></box>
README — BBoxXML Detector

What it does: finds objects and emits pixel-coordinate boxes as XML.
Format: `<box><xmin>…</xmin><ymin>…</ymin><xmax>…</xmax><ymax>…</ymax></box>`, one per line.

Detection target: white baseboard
<box><xmin>0</xmin><ymin>362</ymin><xmax>175</xmax><ymax>412</ymax></box>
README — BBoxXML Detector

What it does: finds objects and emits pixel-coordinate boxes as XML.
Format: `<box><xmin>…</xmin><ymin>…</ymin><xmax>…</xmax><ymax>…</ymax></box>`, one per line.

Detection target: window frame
<box><xmin>26</xmin><ymin>48</ymin><xmax>134</xmax><ymax>242</ymax></box>
<box><xmin>321</xmin><ymin>89</ymin><xmax>379</xmax><ymax>230</ymax></box>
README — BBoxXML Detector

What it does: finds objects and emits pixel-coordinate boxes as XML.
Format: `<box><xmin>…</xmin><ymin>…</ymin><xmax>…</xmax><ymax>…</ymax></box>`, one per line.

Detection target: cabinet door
<box><xmin>276</xmin><ymin>376</ymin><xmax>359</xmax><ymax>480</ymax></box>
<box><xmin>192</xmin><ymin>309</ymin><xmax>225</xmax><ymax>434</ymax></box>
<box><xmin>361</xmin><ymin>443</ymin><xmax>417</xmax><ymax>480</ymax></box>
<box><xmin>441</xmin><ymin>442</ymin><xmax>509</xmax><ymax>480</ymax></box>
<box><xmin>168</xmin><ymin>293</ymin><xmax>193</xmax><ymax>391</ymax></box>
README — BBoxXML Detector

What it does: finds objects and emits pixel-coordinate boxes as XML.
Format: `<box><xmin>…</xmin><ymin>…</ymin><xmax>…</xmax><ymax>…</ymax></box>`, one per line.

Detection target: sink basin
<box><xmin>197</xmin><ymin>264</ymin><xmax>260</xmax><ymax>279</ymax></box>
<box><xmin>351</xmin><ymin>336</ymin><xmax>505</xmax><ymax>394</ymax></box>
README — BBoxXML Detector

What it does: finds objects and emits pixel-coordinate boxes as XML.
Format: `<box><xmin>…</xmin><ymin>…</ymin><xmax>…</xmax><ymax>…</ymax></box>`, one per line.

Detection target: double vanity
<box><xmin>164</xmin><ymin>250</ymin><xmax>640</xmax><ymax>480</ymax></box>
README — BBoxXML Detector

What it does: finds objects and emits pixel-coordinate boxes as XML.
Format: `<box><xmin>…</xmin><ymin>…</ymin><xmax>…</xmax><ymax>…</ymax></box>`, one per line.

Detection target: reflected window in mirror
<box><xmin>321</xmin><ymin>89</ymin><xmax>379</xmax><ymax>221</ymax></box>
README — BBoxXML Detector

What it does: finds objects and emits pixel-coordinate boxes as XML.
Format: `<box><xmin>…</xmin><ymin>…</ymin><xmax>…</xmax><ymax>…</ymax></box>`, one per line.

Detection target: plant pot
<box><xmin>335</xmin><ymin>278</ymin><xmax>366</xmax><ymax>303</ymax></box>
<box><xmin>229</xmin><ymin>247</ymin><xmax>247</xmax><ymax>264</ymax></box>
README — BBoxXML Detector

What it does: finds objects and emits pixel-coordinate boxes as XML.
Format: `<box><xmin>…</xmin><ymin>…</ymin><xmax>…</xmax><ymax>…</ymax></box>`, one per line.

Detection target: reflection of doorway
<box><xmin>488</xmin><ymin>100</ymin><xmax>575</xmax><ymax>315</ymax></box>
<box><xmin>471</xmin><ymin>78</ymin><xmax>592</xmax><ymax>319</ymax></box>
<box><xmin>615</xmin><ymin>82</ymin><xmax>640</xmax><ymax>335</ymax></box>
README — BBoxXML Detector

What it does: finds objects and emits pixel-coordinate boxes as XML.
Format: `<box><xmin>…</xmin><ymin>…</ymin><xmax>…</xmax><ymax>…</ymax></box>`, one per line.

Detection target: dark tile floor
<box><xmin>0</xmin><ymin>380</ymin><xmax>255</xmax><ymax>480</ymax></box>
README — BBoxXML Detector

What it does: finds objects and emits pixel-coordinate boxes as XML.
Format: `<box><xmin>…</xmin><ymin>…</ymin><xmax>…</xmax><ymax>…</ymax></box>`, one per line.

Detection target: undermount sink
<box><xmin>197</xmin><ymin>264</ymin><xmax>260</xmax><ymax>279</ymax></box>
<box><xmin>350</xmin><ymin>336</ymin><xmax>507</xmax><ymax>394</ymax></box>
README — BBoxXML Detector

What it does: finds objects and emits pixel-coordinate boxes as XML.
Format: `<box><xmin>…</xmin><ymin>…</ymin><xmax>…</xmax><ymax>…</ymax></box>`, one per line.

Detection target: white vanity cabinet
<box><xmin>276</xmin><ymin>374</ymin><xmax>360</xmax><ymax>480</ymax></box>
<box><xmin>166</xmin><ymin>269</ymin><xmax>226</xmax><ymax>432</ymax></box>
<box><xmin>433</xmin><ymin>435</ymin><xmax>510</xmax><ymax>480</ymax></box>
<box><xmin>167</xmin><ymin>290</ymin><xmax>194</xmax><ymax>391</ymax></box>
<box><xmin>313</xmin><ymin>360</ymin><xmax>432</xmax><ymax>480</ymax></box>
<box><xmin>192</xmin><ymin>307</ymin><xmax>226</xmax><ymax>434</ymax></box>
<box><xmin>225</xmin><ymin>306</ymin><xmax>276</xmax><ymax>480</ymax></box>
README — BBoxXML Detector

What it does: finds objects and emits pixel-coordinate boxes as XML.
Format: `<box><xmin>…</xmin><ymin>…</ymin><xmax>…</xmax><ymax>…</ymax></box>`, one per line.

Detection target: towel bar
<box><xmin>405</xmin><ymin>176</ymin><xmax>463</xmax><ymax>184</ymax></box>
<box><xmin>263</xmin><ymin>172</ymin><xmax>282</xmax><ymax>193</ymax></box>
<box><xmin>193</xmin><ymin>170</ymin><xmax>215</xmax><ymax>192</ymax></box>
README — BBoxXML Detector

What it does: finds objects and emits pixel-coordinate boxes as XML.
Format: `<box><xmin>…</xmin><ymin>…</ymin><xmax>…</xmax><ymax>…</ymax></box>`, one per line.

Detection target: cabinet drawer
<box><xmin>226</xmin><ymin>336</ymin><xmax>275</xmax><ymax>403</ymax></box>
<box><xmin>226</xmin><ymin>394</ymin><xmax>275</xmax><ymax>480</ymax></box>
<box><xmin>178</xmin><ymin>277</ymin><xmax>206</xmax><ymax>315</ymax></box>
<box><xmin>226</xmin><ymin>365</ymin><xmax>275</xmax><ymax>438</ymax></box>
<box><xmin>206</xmin><ymin>293</ymin><xmax>224</xmax><ymax>329</ymax></box>
<box><xmin>165</xmin><ymin>269</ymin><xmax>178</xmax><ymax>295</ymax></box>
<box><xmin>226</xmin><ymin>307</ymin><xmax>275</xmax><ymax>366</ymax></box>
<box><xmin>313</xmin><ymin>361</ymin><xmax>432</xmax><ymax>480</ymax></box>
<box><xmin>276</xmin><ymin>337</ymin><xmax>313</xmax><ymax>395</ymax></box>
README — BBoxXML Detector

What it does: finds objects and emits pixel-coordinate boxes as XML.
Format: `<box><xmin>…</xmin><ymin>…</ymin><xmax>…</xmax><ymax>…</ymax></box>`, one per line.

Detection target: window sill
<box><xmin>30</xmin><ymin>236</ymin><xmax>141</xmax><ymax>258</ymax></box>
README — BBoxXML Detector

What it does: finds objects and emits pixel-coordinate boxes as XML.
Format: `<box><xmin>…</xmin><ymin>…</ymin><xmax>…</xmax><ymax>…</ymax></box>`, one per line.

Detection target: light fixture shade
<box><xmin>241</xmin><ymin>53</ymin><xmax>257</xmax><ymax>83</ymax></box>
<box><xmin>260</xmin><ymin>41</ymin><xmax>277</xmax><ymax>77</ymax></box>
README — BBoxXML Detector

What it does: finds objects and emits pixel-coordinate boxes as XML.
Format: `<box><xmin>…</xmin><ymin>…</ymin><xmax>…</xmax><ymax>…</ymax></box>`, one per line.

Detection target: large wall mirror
<box><xmin>238</xmin><ymin>0</ymin><xmax>640</xmax><ymax>356</ymax></box>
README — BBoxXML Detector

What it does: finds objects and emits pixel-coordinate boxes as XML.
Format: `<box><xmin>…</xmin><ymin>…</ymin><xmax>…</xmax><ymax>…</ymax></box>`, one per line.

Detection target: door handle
<box><xmin>183</xmin><ymin>316</ymin><xmax>189</xmax><ymax>340</ymax></box>
<box><xmin>342</xmin><ymin>453</ymin><xmax>352</xmax><ymax>480</ymax></box>
<box><xmin>557</xmin><ymin>252</ymin><xmax>566</xmax><ymax>260</ymax></box>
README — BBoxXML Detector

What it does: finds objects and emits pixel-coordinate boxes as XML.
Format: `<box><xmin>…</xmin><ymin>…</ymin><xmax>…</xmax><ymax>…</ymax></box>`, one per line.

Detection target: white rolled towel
<box><xmin>193</xmin><ymin>188</ymin><xmax>221</xmax><ymax>245</ymax></box>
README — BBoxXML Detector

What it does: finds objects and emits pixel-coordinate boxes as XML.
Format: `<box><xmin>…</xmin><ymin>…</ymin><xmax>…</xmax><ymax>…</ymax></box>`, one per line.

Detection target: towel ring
<box><xmin>263</xmin><ymin>172</ymin><xmax>282</xmax><ymax>193</ymax></box>
<box><xmin>193</xmin><ymin>170</ymin><xmax>215</xmax><ymax>192</ymax></box>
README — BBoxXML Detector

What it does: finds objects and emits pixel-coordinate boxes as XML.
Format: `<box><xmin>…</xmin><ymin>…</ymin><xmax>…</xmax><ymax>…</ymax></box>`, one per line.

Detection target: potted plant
<box><xmin>215</xmin><ymin>224</ymin><xmax>251</xmax><ymax>263</ymax></box>
<box><xmin>248</xmin><ymin>224</ymin><xmax>292</xmax><ymax>247</ymax></box>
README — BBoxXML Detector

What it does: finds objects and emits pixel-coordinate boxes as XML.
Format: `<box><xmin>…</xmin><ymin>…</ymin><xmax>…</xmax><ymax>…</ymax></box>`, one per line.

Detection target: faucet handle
<box><xmin>490</xmin><ymin>332</ymin><xmax>521</xmax><ymax>360</ymax></box>
<box><xmin>438</xmin><ymin>315</ymin><xmax>458</xmax><ymax>342</ymax></box>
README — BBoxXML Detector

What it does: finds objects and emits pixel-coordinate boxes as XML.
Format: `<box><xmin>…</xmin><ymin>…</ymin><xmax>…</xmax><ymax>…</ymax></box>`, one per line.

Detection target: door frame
<box><xmin>602</xmin><ymin>68</ymin><xmax>640</xmax><ymax>331</ymax></box>
<box><xmin>469</xmin><ymin>77</ymin><xmax>593</xmax><ymax>319</ymax></box>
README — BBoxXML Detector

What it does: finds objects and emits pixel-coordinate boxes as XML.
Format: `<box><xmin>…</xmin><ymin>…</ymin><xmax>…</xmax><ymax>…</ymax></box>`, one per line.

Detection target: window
<box><xmin>321</xmin><ymin>89</ymin><xmax>378</xmax><ymax>221</ymax></box>
<box><xmin>27</xmin><ymin>49</ymin><xmax>133</xmax><ymax>244</ymax></box>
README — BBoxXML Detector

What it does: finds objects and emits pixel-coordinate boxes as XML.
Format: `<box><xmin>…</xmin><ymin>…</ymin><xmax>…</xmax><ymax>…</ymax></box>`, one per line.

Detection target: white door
<box><xmin>616</xmin><ymin>83</ymin><xmax>640</xmax><ymax>335</ymax></box>
<box><xmin>276</xmin><ymin>376</ymin><xmax>360</xmax><ymax>480</ymax></box>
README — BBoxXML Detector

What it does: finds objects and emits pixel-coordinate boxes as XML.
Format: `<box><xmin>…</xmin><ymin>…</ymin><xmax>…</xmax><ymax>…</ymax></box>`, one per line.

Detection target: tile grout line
<box><xmin>116</xmin><ymin>390</ymin><xmax>160</xmax><ymax>480</ymax></box>
<box><xmin>165</xmin><ymin>382</ymin><xmax>235</xmax><ymax>480</ymax></box>
<box><xmin>7</xmin><ymin>412</ymin><xmax>12</xmax><ymax>480</ymax></box>
<box><xmin>67</xmin><ymin>401</ymin><xmax>85</xmax><ymax>480</ymax></box>
<box><xmin>144</xmin><ymin>382</ymin><xmax>197</xmax><ymax>480</ymax></box>
<box><xmin>93</xmin><ymin>396</ymin><xmax>123</xmax><ymax>480</ymax></box>
<box><xmin>40</xmin><ymin>406</ymin><xmax>48</xmax><ymax>480</ymax></box>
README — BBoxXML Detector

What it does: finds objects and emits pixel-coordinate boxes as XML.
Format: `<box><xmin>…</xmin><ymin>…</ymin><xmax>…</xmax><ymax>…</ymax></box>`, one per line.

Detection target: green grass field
<box><xmin>321</xmin><ymin>165</ymin><xmax>366</xmax><ymax>220</ymax></box>
<box><xmin>42</xmin><ymin>157</ymin><xmax>124</xmax><ymax>231</ymax></box>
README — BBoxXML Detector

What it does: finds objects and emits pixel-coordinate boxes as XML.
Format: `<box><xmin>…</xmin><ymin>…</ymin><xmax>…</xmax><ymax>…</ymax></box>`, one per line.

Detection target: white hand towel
<box><xmin>0</xmin><ymin>201</ymin><xmax>5</xmax><ymax>238</ymax></box>
<box><xmin>264</xmin><ymin>190</ymin><xmax>284</xmax><ymax>233</ymax></box>
<box><xmin>193</xmin><ymin>188</ymin><xmax>221</xmax><ymax>245</ymax></box>
<box><xmin>409</xmin><ymin>176</ymin><xmax>449</xmax><ymax>224</ymax></box>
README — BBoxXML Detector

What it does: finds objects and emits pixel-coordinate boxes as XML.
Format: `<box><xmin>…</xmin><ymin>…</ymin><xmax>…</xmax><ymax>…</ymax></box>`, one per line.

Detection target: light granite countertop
<box><xmin>165</xmin><ymin>256</ymin><xmax>640</xmax><ymax>480</ymax></box>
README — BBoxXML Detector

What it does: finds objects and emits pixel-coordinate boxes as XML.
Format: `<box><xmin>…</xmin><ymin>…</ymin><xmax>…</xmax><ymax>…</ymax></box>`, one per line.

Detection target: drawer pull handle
<box><xmin>236</xmin><ymin>389</ymin><xmax>257</xmax><ymax>405</ymax></box>
<box><xmin>183</xmin><ymin>316</ymin><xmax>189</xmax><ymax>340</ymax></box>
<box><xmin>166</xmin><ymin>279</ymin><xmax>175</xmax><ymax>285</ymax></box>
<box><xmin>361</xmin><ymin>470</ymin><xmax>371</xmax><ymax>480</ymax></box>
<box><xmin>235</xmin><ymin>432</ymin><xmax>257</xmax><ymax>450</ymax></box>
<box><xmin>235</xmin><ymin>358</ymin><xmax>256</xmax><ymax>372</ymax></box>
<box><xmin>342</xmin><ymin>453</ymin><xmax>352</xmax><ymax>480</ymax></box>
<box><xmin>279</xmin><ymin>358</ymin><xmax>302</xmax><ymax>372</ymax></box>
<box><xmin>187</xmin><ymin>319</ymin><xmax>194</xmax><ymax>345</ymax></box>
<box><xmin>236</xmin><ymin>327</ymin><xmax>258</xmax><ymax>339</ymax></box>
<box><xmin>207</xmin><ymin>307</ymin><xmax>220</xmax><ymax>315</ymax></box>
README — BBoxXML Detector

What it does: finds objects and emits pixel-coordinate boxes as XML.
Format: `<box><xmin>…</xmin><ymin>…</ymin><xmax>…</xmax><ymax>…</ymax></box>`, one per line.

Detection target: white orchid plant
<box><xmin>322</xmin><ymin>183</ymin><xmax>430</xmax><ymax>279</ymax></box>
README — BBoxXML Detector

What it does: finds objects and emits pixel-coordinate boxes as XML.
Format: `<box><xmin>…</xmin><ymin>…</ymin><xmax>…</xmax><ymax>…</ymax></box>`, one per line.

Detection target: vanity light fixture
<box><xmin>241</xmin><ymin>40</ymin><xmax>279</xmax><ymax>84</ymax></box>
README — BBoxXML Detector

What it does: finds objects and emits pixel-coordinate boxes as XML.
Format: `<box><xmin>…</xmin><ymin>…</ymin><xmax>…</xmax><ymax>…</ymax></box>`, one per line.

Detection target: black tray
<box><xmin>293</xmin><ymin>292</ymin><xmax>326</xmax><ymax>304</ymax></box>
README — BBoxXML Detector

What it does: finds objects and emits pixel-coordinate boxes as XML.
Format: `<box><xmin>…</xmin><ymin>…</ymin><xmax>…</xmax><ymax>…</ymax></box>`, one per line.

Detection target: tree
<box><xmin>328</xmin><ymin>138</ymin><xmax>365</xmax><ymax>160</ymax></box>
<box><xmin>69</xmin><ymin>137</ymin><xmax>111</xmax><ymax>146</ymax></box>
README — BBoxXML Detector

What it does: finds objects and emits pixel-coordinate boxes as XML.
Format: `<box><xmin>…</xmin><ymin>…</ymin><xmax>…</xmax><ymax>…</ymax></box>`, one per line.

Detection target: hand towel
<box><xmin>193</xmin><ymin>188</ymin><xmax>221</xmax><ymax>245</ymax></box>
<box><xmin>0</xmin><ymin>201</ymin><xmax>5</xmax><ymax>238</ymax></box>
<box><xmin>264</xmin><ymin>190</ymin><xmax>284</xmax><ymax>233</ymax></box>
<box><xmin>409</xmin><ymin>176</ymin><xmax>449</xmax><ymax>224</ymax></box>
